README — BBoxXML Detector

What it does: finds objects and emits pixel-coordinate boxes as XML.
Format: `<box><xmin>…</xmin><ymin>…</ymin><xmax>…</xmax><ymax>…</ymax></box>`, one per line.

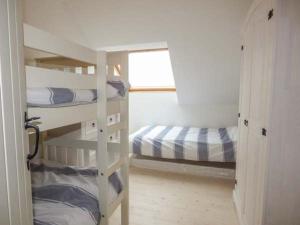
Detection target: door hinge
<box><xmin>235</xmin><ymin>179</ymin><xmax>237</xmax><ymax>185</ymax></box>
<box><xmin>268</xmin><ymin>9</ymin><xmax>274</xmax><ymax>20</ymax></box>
<box><xmin>262</xmin><ymin>128</ymin><xmax>267</xmax><ymax>136</ymax></box>
<box><xmin>238</xmin><ymin>113</ymin><xmax>241</xmax><ymax>118</ymax></box>
<box><xmin>241</xmin><ymin>45</ymin><xmax>244</xmax><ymax>51</ymax></box>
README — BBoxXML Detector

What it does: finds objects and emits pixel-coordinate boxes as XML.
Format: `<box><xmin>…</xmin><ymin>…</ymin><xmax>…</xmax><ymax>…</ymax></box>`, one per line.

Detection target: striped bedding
<box><xmin>129</xmin><ymin>125</ymin><xmax>238</xmax><ymax>162</ymax></box>
<box><xmin>31</xmin><ymin>161</ymin><xmax>123</xmax><ymax>225</ymax></box>
<box><xmin>27</xmin><ymin>79</ymin><xmax>130</xmax><ymax>107</ymax></box>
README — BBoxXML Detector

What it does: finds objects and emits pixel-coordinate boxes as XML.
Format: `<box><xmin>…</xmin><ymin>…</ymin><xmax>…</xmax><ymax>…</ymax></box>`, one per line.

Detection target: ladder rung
<box><xmin>108</xmin><ymin>190</ymin><xmax>125</xmax><ymax>216</ymax></box>
<box><xmin>108</xmin><ymin>121</ymin><xmax>126</xmax><ymax>135</ymax></box>
<box><xmin>107</xmin><ymin>158</ymin><xmax>125</xmax><ymax>177</ymax></box>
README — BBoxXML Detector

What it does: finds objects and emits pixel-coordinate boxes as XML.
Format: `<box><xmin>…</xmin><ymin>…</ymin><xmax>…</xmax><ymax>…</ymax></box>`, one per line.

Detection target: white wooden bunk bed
<box><xmin>24</xmin><ymin>24</ymin><xmax>129</xmax><ymax>225</ymax></box>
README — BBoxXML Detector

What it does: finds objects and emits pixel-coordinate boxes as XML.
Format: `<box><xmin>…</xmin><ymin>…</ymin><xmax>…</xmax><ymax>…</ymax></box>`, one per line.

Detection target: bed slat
<box><xmin>46</xmin><ymin>138</ymin><xmax>97</xmax><ymax>150</ymax></box>
<box><xmin>26</xmin><ymin>66</ymin><xmax>97</xmax><ymax>89</ymax></box>
<box><xmin>29</xmin><ymin>104</ymin><xmax>97</xmax><ymax>132</ymax></box>
<box><xmin>24</xmin><ymin>24</ymin><xmax>97</xmax><ymax>65</ymax></box>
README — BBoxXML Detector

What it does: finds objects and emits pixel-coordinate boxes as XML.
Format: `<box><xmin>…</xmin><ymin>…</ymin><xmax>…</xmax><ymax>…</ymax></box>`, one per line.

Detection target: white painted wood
<box><xmin>234</xmin><ymin>1</ymin><xmax>300</xmax><ymax>225</ymax></box>
<box><xmin>28</xmin><ymin>103</ymin><xmax>97</xmax><ymax>131</ymax></box>
<box><xmin>108</xmin><ymin>191</ymin><xmax>125</xmax><ymax>217</ymax></box>
<box><xmin>0</xmin><ymin>0</ymin><xmax>33</xmax><ymax>224</ymax></box>
<box><xmin>108</xmin><ymin>142</ymin><xmax>122</xmax><ymax>154</ymax></box>
<box><xmin>244</xmin><ymin>3</ymin><xmax>271</xmax><ymax>224</ymax></box>
<box><xmin>23</xmin><ymin>23</ymin><xmax>97</xmax><ymax>64</ymax></box>
<box><xmin>262</xmin><ymin>1</ymin><xmax>300</xmax><ymax>224</ymax></box>
<box><xmin>45</xmin><ymin>129</ymin><xmax>120</xmax><ymax>150</ymax></box>
<box><xmin>118</xmin><ymin>52</ymin><xmax>130</xmax><ymax>225</ymax></box>
<box><xmin>84</xmin><ymin>150</ymin><xmax>90</xmax><ymax>166</ymax></box>
<box><xmin>235</xmin><ymin>0</ymin><xmax>272</xmax><ymax>224</ymax></box>
<box><xmin>26</xmin><ymin>66</ymin><xmax>97</xmax><ymax>89</ymax></box>
<box><xmin>97</xmin><ymin>51</ymin><xmax>109</xmax><ymax>225</ymax></box>
<box><xmin>45</xmin><ymin>139</ymin><xmax>123</xmax><ymax>171</ymax></box>
<box><xmin>26</xmin><ymin>65</ymin><xmax>98</xmax><ymax>131</ymax></box>
<box><xmin>108</xmin><ymin>158</ymin><xmax>125</xmax><ymax>175</ymax></box>
<box><xmin>233</xmin><ymin>190</ymin><xmax>244</xmax><ymax>225</ymax></box>
<box><xmin>130</xmin><ymin>156</ymin><xmax>235</xmax><ymax>180</ymax></box>
<box><xmin>46</xmin><ymin>137</ymin><xmax>97</xmax><ymax>150</ymax></box>
<box><xmin>235</xmin><ymin>24</ymin><xmax>251</xmax><ymax>219</ymax></box>
<box><xmin>38</xmin><ymin>51</ymin><xmax>130</xmax><ymax>224</ymax></box>
<box><xmin>108</xmin><ymin>121</ymin><xmax>126</xmax><ymax>135</ymax></box>
<box><xmin>108</xmin><ymin>101</ymin><xmax>121</xmax><ymax>116</ymax></box>
<box><xmin>106</xmin><ymin>52</ymin><xmax>130</xmax><ymax>225</ymax></box>
<box><xmin>0</xmin><ymin>97</ymin><xmax>10</xmax><ymax>225</ymax></box>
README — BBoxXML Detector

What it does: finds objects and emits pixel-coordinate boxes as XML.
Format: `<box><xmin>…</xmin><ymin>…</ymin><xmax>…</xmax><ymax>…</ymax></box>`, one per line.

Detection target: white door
<box><xmin>243</xmin><ymin>1</ymin><xmax>273</xmax><ymax>225</ymax></box>
<box><xmin>235</xmin><ymin>17</ymin><xmax>254</xmax><ymax>217</ymax></box>
<box><xmin>0</xmin><ymin>0</ymin><xmax>33</xmax><ymax>224</ymax></box>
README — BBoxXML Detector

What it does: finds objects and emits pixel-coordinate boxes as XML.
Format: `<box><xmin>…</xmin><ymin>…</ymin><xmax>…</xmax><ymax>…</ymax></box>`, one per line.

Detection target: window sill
<box><xmin>129</xmin><ymin>87</ymin><xmax>176</xmax><ymax>92</ymax></box>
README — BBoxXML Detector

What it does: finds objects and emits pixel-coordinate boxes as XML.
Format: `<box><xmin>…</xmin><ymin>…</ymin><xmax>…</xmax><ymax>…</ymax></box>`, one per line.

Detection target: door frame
<box><xmin>0</xmin><ymin>0</ymin><xmax>33</xmax><ymax>224</ymax></box>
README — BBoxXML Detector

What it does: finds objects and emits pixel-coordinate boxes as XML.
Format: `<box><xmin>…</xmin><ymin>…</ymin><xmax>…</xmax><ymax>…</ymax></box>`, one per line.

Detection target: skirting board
<box><xmin>130</xmin><ymin>155</ymin><xmax>235</xmax><ymax>180</ymax></box>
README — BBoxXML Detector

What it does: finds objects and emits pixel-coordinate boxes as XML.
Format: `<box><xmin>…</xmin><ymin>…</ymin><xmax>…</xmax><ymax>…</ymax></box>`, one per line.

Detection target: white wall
<box><xmin>129</xmin><ymin>92</ymin><xmax>238</xmax><ymax>133</ymax></box>
<box><xmin>24</xmin><ymin>0</ymin><xmax>252</xmax><ymax>131</ymax></box>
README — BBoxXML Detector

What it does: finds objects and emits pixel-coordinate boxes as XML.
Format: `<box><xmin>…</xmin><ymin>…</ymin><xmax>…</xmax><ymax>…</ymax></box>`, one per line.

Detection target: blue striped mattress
<box><xmin>31</xmin><ymin>160</ymin><xmax>123</xmax><ymax>225</ymax></box>
<box><xmin>129</xmin><ymin>125</ymin><xmax>238</xmax><ymax>163</ymax></box>
<box><xmin>27</xmin><ymin>79</ymin><xmax>130</xmax><ymax>108</ymax></box>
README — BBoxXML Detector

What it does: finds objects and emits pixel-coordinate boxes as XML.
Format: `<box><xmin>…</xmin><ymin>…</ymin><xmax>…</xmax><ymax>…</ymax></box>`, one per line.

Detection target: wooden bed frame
<box><xmin>24</xmin><ymin>23</ymin><xmax>129</xmax><ymax>225</ymax></box>
<box><xmin>130</xmin><ymin>155</ymin><xmax>236</xmax><ymax>180</ymax></box>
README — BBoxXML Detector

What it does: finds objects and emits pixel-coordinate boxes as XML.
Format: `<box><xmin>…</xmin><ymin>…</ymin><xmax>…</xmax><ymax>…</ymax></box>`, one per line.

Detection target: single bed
<box><xmin>31</xmin><ymin>160</ymin><xmax>123</xmax><ymax>225</ymax></box>
<box><xmin>129</xmin><ymin>125</ymin><xmax>238</xmax><ymax>163</ymax></box>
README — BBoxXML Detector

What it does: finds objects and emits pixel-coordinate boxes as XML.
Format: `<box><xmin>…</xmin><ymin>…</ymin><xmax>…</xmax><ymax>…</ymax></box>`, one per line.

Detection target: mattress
<box><xmin>129</xmin><ymin>125</ymin><xmax>238</xmax><ymax>163</ymax></box>
<box><xmin>31</xmin><ymin>160</ymin><xmax>123</xmax><ymax>225</ymax></box>
<box><xmin>27</xmin><ymin>79</ymin><xmax>130</xmax><ymax>108</ymax></box>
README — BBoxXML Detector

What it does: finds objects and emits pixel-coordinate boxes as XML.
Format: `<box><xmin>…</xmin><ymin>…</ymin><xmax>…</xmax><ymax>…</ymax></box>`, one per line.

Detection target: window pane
<box><xmin>87</xmin><ymin>66</ymin><xmax>95</xmax><ymax>74</ymax></box>
<box><xmin>129</xmin><ymin>50</ymin><xmax>175</xmax><ymax>87</ymax></box>
<box><xmin>75</xmin><ymin>67</ymin><xmax>82</xmax><ymax>74</ymax></box>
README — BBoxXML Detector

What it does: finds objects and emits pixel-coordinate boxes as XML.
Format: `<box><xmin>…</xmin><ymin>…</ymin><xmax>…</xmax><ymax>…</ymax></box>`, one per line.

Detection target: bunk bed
<box><xmin>24</xmin><ymin>23</ymin><xmax>129</xmax><ymax>225</ymax></box>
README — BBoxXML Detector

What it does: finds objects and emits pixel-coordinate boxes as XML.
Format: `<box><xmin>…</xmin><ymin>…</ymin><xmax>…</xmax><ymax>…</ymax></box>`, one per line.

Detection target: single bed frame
<box><xmin>24</xmin><ymin>23</ymin><xmax>129</xmax><ymax>225</ymax></box>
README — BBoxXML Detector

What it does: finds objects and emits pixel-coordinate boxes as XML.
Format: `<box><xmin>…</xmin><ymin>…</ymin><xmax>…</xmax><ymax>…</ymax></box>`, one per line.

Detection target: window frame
<box><xmin>128</xmin><ymin>48</ymin><xmax>176</xmax><ymax>92</ymax></box>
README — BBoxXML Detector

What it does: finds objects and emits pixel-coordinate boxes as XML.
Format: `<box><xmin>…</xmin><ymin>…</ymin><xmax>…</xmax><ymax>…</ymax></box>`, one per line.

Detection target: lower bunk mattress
<box><xmin>129</xmin><ymin>125</ymin><xmax>238</xmax><ymax>163</ymax></box>
<box><xmin>31</xmin><ymin>160</ymin><xmax>123</xmax><ymax>225</ymax></box>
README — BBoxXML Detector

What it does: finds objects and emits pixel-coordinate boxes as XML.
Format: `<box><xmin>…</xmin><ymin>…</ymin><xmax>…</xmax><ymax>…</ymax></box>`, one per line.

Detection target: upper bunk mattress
<box><xmin>27</xmin><ymin>79</ymin><xmax>130</xmax><ymax>108</ymax></box>
<box><xmin>31</xmin><ymin>160</ymin><xmax>123</xmax><ymax>225</ymax></box>
<box><xmin>129</xmin><ymin>125</ymin><xmax>238</xmax><ymax>163</ymax></box>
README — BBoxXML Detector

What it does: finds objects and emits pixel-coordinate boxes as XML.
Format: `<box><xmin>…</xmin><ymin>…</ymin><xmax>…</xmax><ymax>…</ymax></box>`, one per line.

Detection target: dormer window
<box><xmin>129</xmin><ymin>49</ymin><xmax>176</xmax><ymax>92</ymax></box>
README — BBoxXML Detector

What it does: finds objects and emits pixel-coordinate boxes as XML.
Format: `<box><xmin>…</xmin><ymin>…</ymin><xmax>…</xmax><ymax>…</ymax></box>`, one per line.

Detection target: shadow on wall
<box><xmin>129</xmin><ymin>92</ymin><xmax>238</xmax><ymax>133</ymax></box>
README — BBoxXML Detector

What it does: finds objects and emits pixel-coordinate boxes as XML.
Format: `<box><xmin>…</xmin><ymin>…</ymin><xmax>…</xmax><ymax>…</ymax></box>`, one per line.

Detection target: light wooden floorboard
<box><xmin>110</xmin><ymin>167</ymin><xmax>238</xmax><ymax>225</ymax></box>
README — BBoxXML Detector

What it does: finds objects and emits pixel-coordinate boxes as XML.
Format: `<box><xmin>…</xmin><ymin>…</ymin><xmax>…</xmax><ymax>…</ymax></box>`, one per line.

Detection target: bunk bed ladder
<box><xmin>97</xmin><ymin>51</ymin><xmax>129</xmax><ymax>225</ymax></box>
<box><xmin>97</xmin><ymin>51</ymin><xmax>109</xmax><ymax>225</ymax></box>
<box><xmin>118</xmin><ymin>52</ymin><xmax>129</xmax><ymax>225</ymax></box>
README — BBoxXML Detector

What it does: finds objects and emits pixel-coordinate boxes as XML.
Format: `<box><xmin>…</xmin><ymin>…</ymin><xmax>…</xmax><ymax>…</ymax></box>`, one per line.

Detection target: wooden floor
<box><xmin>110</xmin><ymin>167</ymin><xmax>238</xmax><ymax>225</ymax></box>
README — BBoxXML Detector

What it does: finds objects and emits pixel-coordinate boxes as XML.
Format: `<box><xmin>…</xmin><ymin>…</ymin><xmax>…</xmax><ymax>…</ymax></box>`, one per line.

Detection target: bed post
<box><xmin>119</xmin><ymin>52</ymin><xmax>129</xmax><ymax>225</ymax></box>
<box><xmin>97</xmin><ymin>51</ymin><xmax>109</xmax><ymax>225</ymax></box>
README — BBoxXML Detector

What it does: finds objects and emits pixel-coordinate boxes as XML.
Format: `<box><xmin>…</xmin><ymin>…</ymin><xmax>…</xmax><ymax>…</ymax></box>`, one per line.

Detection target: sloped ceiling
<box><xmin>24</xmin><ymin>0</ymin><xmax>252</xmax><ymax>105</ymax></box>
